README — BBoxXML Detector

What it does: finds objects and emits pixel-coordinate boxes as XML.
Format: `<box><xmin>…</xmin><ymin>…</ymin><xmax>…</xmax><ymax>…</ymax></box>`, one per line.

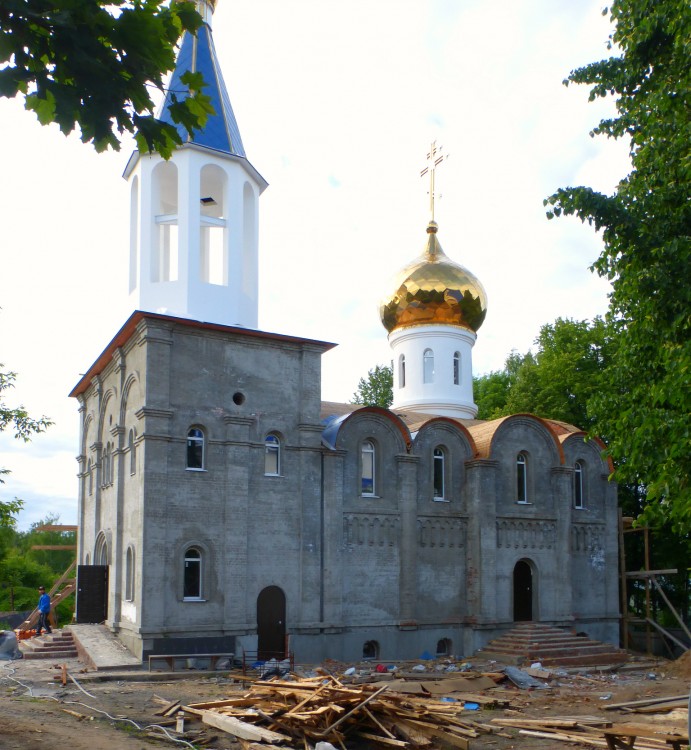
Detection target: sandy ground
<box><xmin>1</xmin><ymin>653</ymin><xmax>689</xmax><ymax>749</ymax></box>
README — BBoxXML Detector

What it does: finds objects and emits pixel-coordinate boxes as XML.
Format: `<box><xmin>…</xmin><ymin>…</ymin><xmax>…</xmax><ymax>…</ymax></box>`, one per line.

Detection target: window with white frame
<box><xmin>516</xmin><ymin>453</ymin><xmax>528</xmax><ymax>503</ymax></box>
<box><xmin>361</xmin><ymin>440</ymin><xmax>376</xmax><ymax>496</ymax></box>
<box><xmin>264</xmin><ymin>434</ymin><xmax>281</xmax><ymax>475</ymax></box>
<box><xmin>183</xmin><ymin>547</ymin><xmax>202</xmax><ymax>600</ymax></box>
<box><xmin>186</xmin><ymin>428</ymin><xmax>205</xmax><ymax>470</ymax></box>
<box><xmin>433</xmin><ymin>447</ymin><xmax>446</xmax><ymax>500</ymax></box>
<box><xmin>453</xmin><ymin>351</ymin><xmax>461</xmax><ymax>385</ymax></box>
<box><xmin>574</xmin><ymin>460</ymin><xmax>585</xmax><ymax>509</ymax></box>
<box><xmin>423</xmin><ymin>349</ymin><xmax>435</xmax><ymax>384</ymax></box>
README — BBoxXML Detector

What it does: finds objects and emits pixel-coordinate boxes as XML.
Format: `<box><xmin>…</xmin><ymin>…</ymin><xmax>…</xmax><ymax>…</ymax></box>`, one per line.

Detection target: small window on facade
<box><xmin>102</xmin><ymin>443</ymin><xmax>111</xmax><ymax>487</ymax></box>
<box><xmin>125</xmin><ymin>546</ymin><xmax>135</xmax><ymax>601</ymax></box>
<box><xmin>423</xmin><ymin>348</ymin><xmax>434</xmax><ymax>384</ymax></box>
<box><xmin>574</xmin><ymin>460</ymin><xmax>585</xmax><ymax>509</ymax></box>
<box><xmin>361</xmin><ymin>440</ymin><xmax>376</xmax><ymax>496</ymax></box>
<box><xmin>128</xmin><ymin>429</ymin><xmax>136</xmax><ymax>475</ymax></box>
<box><xmin>264</xmin><ymin>434</ymin><xmax>281</xmax><ymax>475</ymax></box>
<box><xmin>516</xmin><ymin>453</ymin><xmax>528</xmax><ymax>503</ymax></box>
<box><xmin>362</xmin><ymin>640</ymin><xmax>379</xmax><ymax>659</ymax></box>
<box><xmin>453</xmin><ymin>351</ymin><xmax>461</xmax><ymax>385</ymax></box>
<box><xmin>186</xmin><ymin>428</ymin><xmax>205</xmax><ymax>470</ymax></box>
<box><xmin>183</xmin><ymin>547</ymin><xmax>202</xmax><ymax>599</ymax></box>
<box><xmin>433</xmin><ymin>447</ymin><xmax>445</xmax><ymax>500</ymax></box>
<box><xmin>399</xmin><ymin>354</ymin><xmax>406</xmax><ymax>388</ymax></box>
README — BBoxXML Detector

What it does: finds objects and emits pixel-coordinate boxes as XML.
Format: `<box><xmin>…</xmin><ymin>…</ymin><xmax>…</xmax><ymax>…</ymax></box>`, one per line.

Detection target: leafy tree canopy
<box><xmin>544</xmin><ymin>0</ymin><xmax>691</xmax><ymax>531</ymax></box>
<box><xmin>1</xmin><ymin>365</ymin><xmax>52</xmax><ymax>528</ymax></box>
<box><xmin>0</xmin><ymin>0</ymin><xmax>213</xmax><ymax>157</ymax></box>
<box><xmin>351</xmin><ymin>364</ymin><xmax>393</xmax><ymax>409</ymax></box>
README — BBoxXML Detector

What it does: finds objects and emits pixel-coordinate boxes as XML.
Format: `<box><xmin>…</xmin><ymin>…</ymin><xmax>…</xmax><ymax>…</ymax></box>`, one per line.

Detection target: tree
<box><xmin>473</xmin><ymin>351</ymin><xmax>524</xmax><ymax>420</ymax></box>
<box><xmin>351</xmin><ymin>364</ymin><xmax>393</xmax><ymax>409</ymax></box>
<box><xmin>0</xmin><ymin>0</ymin><xmax>213</xmax><ymax>157</ymax></box>
<box><xmin>544</xmin><ymin>0</ymin><xmax>691</xmax><ymax>531</ymax></box>
<box><xmin>1</xmin><ymin>365</ymin><xmax>52</xmax><ymax>527</ymax></box>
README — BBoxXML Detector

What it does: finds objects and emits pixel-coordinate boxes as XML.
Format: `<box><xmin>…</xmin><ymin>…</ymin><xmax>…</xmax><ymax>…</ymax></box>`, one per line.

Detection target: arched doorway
<box><xmin>257</xmin><ymin>586</ymin><xmax>286</xmax><ymax>660</ymax></box>
<box><xmin>513</xmin><ymin>560</ymin><xmax>533</xmax><ymax>621</ymax></box>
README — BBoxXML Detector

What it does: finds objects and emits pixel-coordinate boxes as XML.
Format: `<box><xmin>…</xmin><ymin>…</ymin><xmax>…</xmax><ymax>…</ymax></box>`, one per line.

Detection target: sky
<box><xmin>0</xmin><ymin>0</ymin><xmax>631</xmax><ymax>531</ymax></box>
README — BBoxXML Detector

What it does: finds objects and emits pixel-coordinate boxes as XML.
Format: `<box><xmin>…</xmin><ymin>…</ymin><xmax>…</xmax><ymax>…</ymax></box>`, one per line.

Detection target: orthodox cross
<box><xmin>420</xmin><ymin>141</ymin><xmax>446</xmax><ymax>222</ymax></box>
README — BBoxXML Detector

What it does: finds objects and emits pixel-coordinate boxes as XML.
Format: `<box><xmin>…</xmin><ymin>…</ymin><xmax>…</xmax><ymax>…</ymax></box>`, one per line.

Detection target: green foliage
<box><xmin>1</xmin><ymin>365</ymin><xmax>52</xmax><ymax>529</ymax></box>
<box><xmin>544</xmin><ymin>0</ymin><xmax>691</xmax><ymax>531</ymax></box>
<box><xmin>474</xmin><ymin>318</ymin><xmax>610</xmax><ymax>428</ymax></box>
<box><xmin>351</xmin><ymin>364</ymin><xmax>394</xmax><ymax>409</ymax></box>
<box><xmin>0</xmin><ymin>515</ymin><xmax>75</xmax><ymax>624</ymax></box>
<box><xmin>0</xmin><ymin>0</ymin><xmax>212</xmax><ymax>158</ymax></box>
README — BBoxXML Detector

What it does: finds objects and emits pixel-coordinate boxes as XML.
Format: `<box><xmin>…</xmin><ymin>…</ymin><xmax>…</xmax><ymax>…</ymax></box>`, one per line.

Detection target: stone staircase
<box><xmin>476</xmin><ymin>622</ymin><xmax>629</xmax><ymax>668</ymax></box>
<box><xmin>19</xmin><ymin>628</ymin><xmax>79</xmax><ymax>661</ymax></box>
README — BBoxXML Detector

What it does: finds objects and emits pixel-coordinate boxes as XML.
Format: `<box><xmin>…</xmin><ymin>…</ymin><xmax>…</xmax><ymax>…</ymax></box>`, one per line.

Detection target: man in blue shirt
<box><xmin>36</xmin><ymin>586</ymin><xmax>52</xmax><ymax>636</ymax></box>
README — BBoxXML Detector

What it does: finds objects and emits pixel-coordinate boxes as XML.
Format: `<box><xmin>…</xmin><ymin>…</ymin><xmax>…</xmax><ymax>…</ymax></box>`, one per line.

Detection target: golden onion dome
<box><xmin>379</xmin><ymin>221</ymin><xmax>487</xmax><ymax>334</ymax></box>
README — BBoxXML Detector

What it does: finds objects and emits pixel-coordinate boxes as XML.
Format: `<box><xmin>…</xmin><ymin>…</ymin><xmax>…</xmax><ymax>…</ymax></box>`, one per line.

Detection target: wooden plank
<box><xmin>355</xmin><ymin>730</ymin><xmax>409</xmax><ymax>747</ymax></box>
<box><xmin>201</xmin><ymin>711</ymin><xmax>291</xmax><ymax>743</ymax></box>
<box><xmin>604</xmin><ymin>694</ymin><xmax>690</xmax><ymax>710</ymax></box>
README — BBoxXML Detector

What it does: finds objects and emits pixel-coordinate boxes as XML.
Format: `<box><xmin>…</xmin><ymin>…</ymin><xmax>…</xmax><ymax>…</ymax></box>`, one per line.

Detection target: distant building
<box><xmin>71</xmin><ymin>0</ymin><xmax>619</xmax><ymax>662</ymax></box>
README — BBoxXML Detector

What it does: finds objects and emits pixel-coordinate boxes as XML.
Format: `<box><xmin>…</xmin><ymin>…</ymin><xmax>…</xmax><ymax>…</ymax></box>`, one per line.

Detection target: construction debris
<box><xmin>183</xmin><ymin>672</ymin><xmax>517</xmax><ymax>748</ymax></box>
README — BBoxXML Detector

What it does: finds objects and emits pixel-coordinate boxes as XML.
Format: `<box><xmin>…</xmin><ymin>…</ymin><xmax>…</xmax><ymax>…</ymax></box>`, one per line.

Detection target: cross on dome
<box><xmin>420</xmin><ymin>141</ymin><xmax>447</xmax><ymax>222</ymax></box>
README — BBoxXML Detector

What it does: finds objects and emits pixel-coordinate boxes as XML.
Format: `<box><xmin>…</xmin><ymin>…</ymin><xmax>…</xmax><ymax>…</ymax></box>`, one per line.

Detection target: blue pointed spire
<box><xmin>159</xmin><ymin>12</ymin><xmax>246</xmax><ymax>157</ymax></box>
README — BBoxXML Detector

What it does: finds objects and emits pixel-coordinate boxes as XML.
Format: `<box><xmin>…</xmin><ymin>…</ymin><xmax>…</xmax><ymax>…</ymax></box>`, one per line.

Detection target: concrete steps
<box><xmin>20</xmin><ymin>628</ymin><xmax>78</xmax><ymax>660</ymax></box>
<box><xmin>477</xmin><ymin>622</ymin><xmax>628</xmax><ymax>668</ymax></box>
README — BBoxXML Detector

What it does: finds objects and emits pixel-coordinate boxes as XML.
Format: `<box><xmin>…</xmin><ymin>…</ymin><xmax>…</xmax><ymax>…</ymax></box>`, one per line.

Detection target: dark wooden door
<box><xmin>76</xmin><ymin>565</ymin><xmax>108</xmax><ymax>624</ymax></box>
<box><xmin>257</xmin><ymin>586</ymin><xmax>286</xmax><ymax>660</ymax></box>
<box><xmin>513</xmin><ymin>560</ymin><xmax>533</xmax><ymax>621</ymax></box>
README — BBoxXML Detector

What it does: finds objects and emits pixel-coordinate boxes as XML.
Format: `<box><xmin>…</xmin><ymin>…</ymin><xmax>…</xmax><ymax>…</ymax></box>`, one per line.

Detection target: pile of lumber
<box><xmin>492</xmin><ymin>712</ymin><xmax>689</xmax><ymax>749</ymax></box>
<box><xmin>183</xmin><ymin>672</ymin><xmax>515</xmax><ymax>748</ymax></box>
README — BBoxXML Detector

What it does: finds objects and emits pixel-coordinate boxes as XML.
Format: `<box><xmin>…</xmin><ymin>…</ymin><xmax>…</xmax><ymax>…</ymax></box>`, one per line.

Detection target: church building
<box><xmin>71</xmin><ymin>0</ymin><xmax>620</xmax><ymax>663</ymax></box>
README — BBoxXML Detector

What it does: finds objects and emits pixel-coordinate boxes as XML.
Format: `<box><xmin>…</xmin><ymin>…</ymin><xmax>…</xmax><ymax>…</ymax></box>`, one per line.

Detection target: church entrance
<box><xmin>257</xmin><ymin>586</ymin><xmax>286</xmax><ymax>660</ymax></box>
<box><xmin>76</xmin><ymin>565</ymin><xmax>109</xmax><ymax>624</ymax></box>
<box><xmin>513</xmin><ymin>560</ymin><xmax>533</xmax><ymax>621</ymax></box>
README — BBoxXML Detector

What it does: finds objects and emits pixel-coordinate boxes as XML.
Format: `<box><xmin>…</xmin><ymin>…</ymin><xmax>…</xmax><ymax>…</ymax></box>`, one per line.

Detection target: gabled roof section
<box><xmin>159</xmin><ymin>22</ymin><xmax>245</xmax><ymax>157</ymax></box>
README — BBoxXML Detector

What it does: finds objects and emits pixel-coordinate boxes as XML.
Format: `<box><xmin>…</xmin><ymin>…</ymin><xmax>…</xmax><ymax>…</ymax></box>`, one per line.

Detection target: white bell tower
<box><xmin>124</xmin><ymin>0</ymin><xmax>267</xmax><ymax>328</ymax></box>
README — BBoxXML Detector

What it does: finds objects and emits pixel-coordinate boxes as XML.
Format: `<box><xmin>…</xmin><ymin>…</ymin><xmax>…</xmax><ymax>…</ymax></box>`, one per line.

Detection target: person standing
<box><xmin>35</xmin><ymin>586</ymin><xmax>52</xmax><ymax>636</ymax></box>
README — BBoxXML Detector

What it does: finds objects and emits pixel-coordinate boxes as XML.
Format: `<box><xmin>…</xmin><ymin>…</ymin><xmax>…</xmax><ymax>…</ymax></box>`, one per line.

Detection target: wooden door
<box><xmin>513</xmin><ymin>560</ymin><xmax>533</xmax><ymax>621</ymax></box>
<box><xmin>257</xmin><ymin>586</ymin><xmax>286</xmax><ymax>660</ymax></box>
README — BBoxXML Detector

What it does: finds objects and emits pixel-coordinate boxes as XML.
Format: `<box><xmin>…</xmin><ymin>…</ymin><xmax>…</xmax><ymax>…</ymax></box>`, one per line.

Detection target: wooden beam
<box><xmin>625</xmin><ymin>569</ymin><xmax>678</xmax><ymax>578</ymax></box>
<box><xmin>35</xmin><ymin>525</ymin><xmax>78</xmax><ymax>532</ymax></box>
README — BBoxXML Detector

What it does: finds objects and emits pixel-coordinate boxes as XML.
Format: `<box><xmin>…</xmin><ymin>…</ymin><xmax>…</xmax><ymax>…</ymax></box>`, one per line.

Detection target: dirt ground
<box><xmin>1</xmin><ymin>652</ymin><xmax>689</xmax><ymax>750</ymax></box>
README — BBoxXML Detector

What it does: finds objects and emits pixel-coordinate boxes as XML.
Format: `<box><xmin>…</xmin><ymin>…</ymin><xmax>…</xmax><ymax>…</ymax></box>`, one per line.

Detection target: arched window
<box><xmin>87</xmin><ymin>459</ymin><xmax>93</xmax><ymax>495</ymax></box>
<box><xmin>102</xmin><ymin>443</ymin><xmax>111</xmax><ymax>486</ymax></box>
<box><xmin>399</xmin><ymin>354</ymin><xmax>406</xmax><ymax>388</ymax></box>
<box><xmin>423</xmin><ymin>349</ymin><xmax>434</xmax><ymax>384</ymax></box>
<box><xmin>125</xmin><ymin>546</ymin><xmax>135</xmax><ymax>601</ymax></box>
<box><xmin>362</xmin><ymin>640</ymin><xmax>379</xmax><ymax>659</ymax></box>
<box><xmin>183</xmin><ymin>547</ymin><xmax>202</xmax><ymax>600</ymax></box>
<box><xmin>433</xmin><ymin>447</ymin><xmax>445</xmax><ymax>500</ymax></box>
<box><xmin>361</xmin><ymin>440</ymin><xmax>376</xmax><ymax>496</ymax></box>
<box><xmin>128</xmin><ymin>429</ymin><xmax>136</xmax><ymax>475</ymax></box>
<box><xmin>574</xmin><ymin>460</ymin><xmax>585</xmax><ymax>509</ymax></box>
<box><xmin>186</xmin><ymin>428</ymin><xmax>205</xmax><ymax>470</ymax></box>
<box><xmin>264</xmin><ymin>433</ymin><xmax>281</xmax><ymax>475</ymax></box>
<box><xmin>453</xmin><ymin>351</ymin><xmax>461</xmax><ymax>385</ymax></box>
<box><xmin>436</xmin><ymin>638</ymin><xmax>452</xmax><ymax>657</ymax></box>
<box><xmin>516</xmin><ymin>453</ymin><xmax>528</xmax><ymax>503</ymax></box>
